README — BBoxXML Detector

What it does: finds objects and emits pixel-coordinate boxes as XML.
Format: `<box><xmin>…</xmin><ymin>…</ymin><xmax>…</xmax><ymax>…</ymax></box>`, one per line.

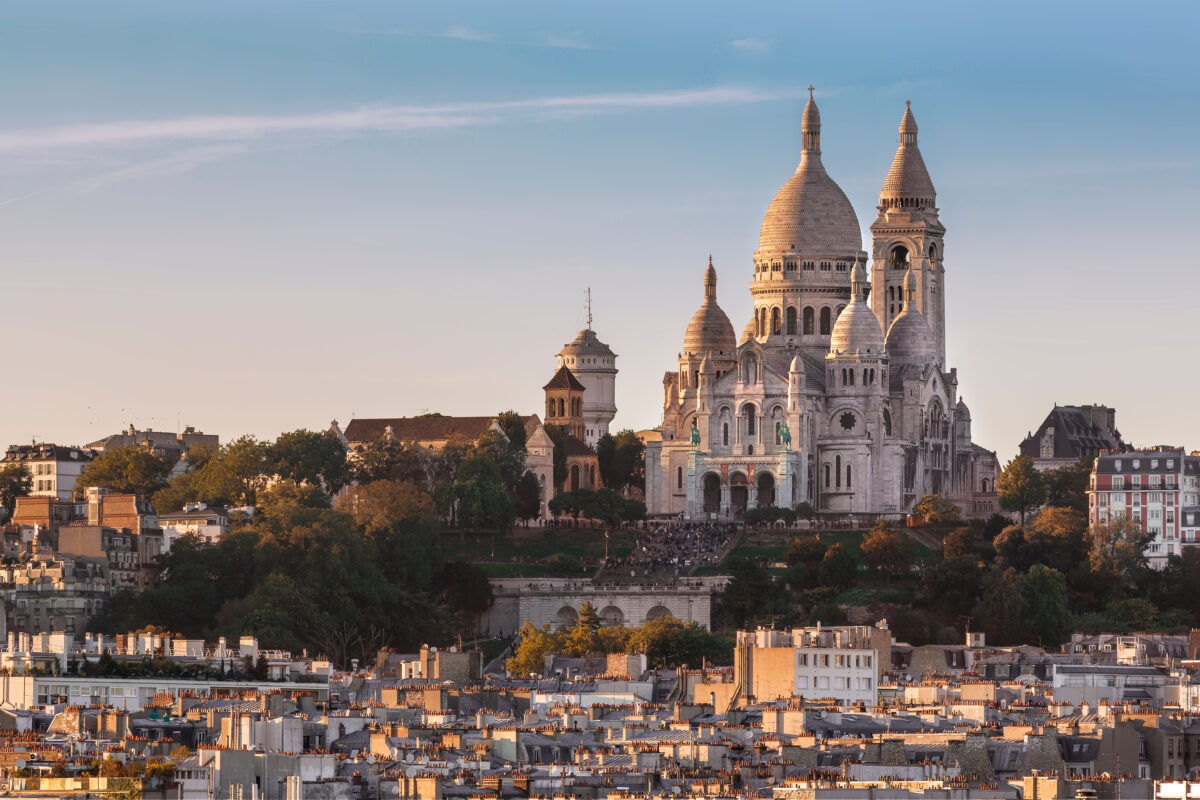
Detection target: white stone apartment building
<box><xmin>734</xmin><ymin>623</ymin><xmax>893</xmax><ymax>706</ymax></box>
<box><xmin>159</xmin><ymin>502</ymin><xmax>230</xmax><ymax>550</ymax></box>
<box><xmin>1</xmin><ymin>443</ymin><xmax>95</xmax><ymax>501</ymax></box>
<box><xmin>1088</xmin><ymin>448</ymin><xmax>1200</xmax><ymax>568</ymax></box>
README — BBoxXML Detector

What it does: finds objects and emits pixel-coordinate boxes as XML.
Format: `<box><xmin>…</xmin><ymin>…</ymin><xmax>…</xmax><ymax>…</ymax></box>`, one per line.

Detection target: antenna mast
<box><xmin>586</xmin><ymin>287</ymin><xmax>593</xmax><ymax>330</ymax></box>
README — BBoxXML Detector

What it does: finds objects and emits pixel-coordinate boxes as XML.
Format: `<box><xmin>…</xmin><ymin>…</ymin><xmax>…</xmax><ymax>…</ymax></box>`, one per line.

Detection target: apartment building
<box><xmin>734</xmin><ymin>622</ymin><xmax>893</xmax><ymax>705</ymax></box>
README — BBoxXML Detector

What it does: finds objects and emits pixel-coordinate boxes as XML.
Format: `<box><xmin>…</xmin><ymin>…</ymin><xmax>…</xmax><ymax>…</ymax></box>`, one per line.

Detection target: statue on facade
<box><xmin>690</xmin><ymin>419</ymin><xmax>701</xmax><ymax>450</ymax></box>
<box><xmin>780</xmin><ymin>422</ymin><xmax>792</xmax><ymax>451</ymax></box>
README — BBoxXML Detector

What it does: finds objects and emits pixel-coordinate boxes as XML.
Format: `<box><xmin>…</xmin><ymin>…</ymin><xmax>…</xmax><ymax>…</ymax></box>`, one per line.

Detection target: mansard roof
<box><xmin>1018</xmin><ymin>405</ymin><xmax>1126</xmax><ymax>462</ymax></box>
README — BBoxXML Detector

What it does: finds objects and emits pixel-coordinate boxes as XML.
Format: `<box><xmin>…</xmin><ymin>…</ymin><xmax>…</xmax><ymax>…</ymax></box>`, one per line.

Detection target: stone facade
<box><xmin>476</xmin><ymin>577</ymin><xmax>726</xmax><ymax>636</ymax></box>
<box><xmin>645</xmin><ymin>95</ymin><xmax>997</xmax><ymax>521</ymax></box>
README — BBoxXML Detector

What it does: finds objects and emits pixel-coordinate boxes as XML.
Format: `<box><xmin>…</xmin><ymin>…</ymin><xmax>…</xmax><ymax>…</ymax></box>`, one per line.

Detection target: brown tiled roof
<box><xmin>563</xmin><ymin>434</ymin><xmax>595</xmax><ymax>457</ymax></box>
<box><xmin>344</xmin><ymin>416</ymin><xmax>497</xmax><ymax>445</ymax></box>
<box><xmin>543</xmin><ymin>366</ymin><xmax>585</xmax><ymax>392</ymax></box>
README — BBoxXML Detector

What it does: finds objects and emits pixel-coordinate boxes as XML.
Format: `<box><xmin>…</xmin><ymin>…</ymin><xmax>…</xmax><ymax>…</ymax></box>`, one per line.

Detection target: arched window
<box><xmin>771</xmin><ymin>307</ymin><xmax>781</xmax><ymax>335</ymax></box>
<box><xmin>835</xmin><ymin>455</ymin><xmax>842</xmax><ymax>488</ymax></box>
<box><xmin>775</xmin><ymin>421</ymin><xmax>783</xmax><ymax>445</ymax></box>
<box><xmin>883</xmin><ymin>408</ymin><xmax>892</xmax><ymax>436</ymax></box>
<box><xmin>745</xmin><ymin>405</ymin><xmax>756</xmax><ymax>436</ymax></box>
<box><xmin>819</xmin><ymin>307</ymin><xmax>831</xmax><ymax>335</ymax></box>
<box><xmin>677</xmin><ymin>466</ymin><xmax>683</xmax><ymax>490</ymax></box>
<box><xmin>847</xmin><ymin>464</ymin><xmax>852</xmax><ymax>489</ymax></box>
<box><xmin>803</xmin><ymin>306</ymin><xmax>814</xmax><ymax>335</ymax></box>
<box><xmin>723</xmin><ymin>423</ymin><xmax>729</xmax><ymax>446</ymax></box>
<box><xmin>558</xmin><ymin>398</ymin><xmax>565</xmax><ymax>416</ymax></box>
<box><xmin>824</xmin><ymin>463</ymin><xmax>831</xmax><ymax>488</ymax></box>
<box><xmin>786</xmin><ymin>307</ymin><xmax>797</xmax><ymax>335</ymax></box>
<box><xmin>891</xmin><ymin>244</ymin><xmax>909</xmax><ymax>270</ymax></box>
<box><xmin>848</xmin><ymin>370</ymin><xmax>855</xmax><ymax>386</ymax></box>
<box><xmin>548</xmin><ymin>399</ymin><xmax>555</xmax><ymax>418</ymax></box>
<box><xmin>981</xmin><ymin>478</ymin><xmax>989</xmax><ymax>492</ymax></box>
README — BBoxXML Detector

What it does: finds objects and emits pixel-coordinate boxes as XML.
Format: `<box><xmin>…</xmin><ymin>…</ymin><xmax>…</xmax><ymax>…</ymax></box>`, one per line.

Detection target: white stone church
<box><xmin>645</xmin><ymin>93</ymin><xmax>998</xmax><ymax>521</ymax></box>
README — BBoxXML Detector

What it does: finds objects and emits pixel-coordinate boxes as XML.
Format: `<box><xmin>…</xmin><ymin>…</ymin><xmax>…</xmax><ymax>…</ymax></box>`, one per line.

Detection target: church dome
<box><xmin>740</xmin><ymin>316</ymin><xmax>756</xmax><ymax>345</ymax></box>
<box><xmin>829</xmin><ymin>262</ymin><xmax>884</xmax><ymax>355</ymax></box>
<box><xmin>956</xmin><ymin>397</ymin><xmax>971</xmax><ymax>420</ymax></box>
<box><xmin>558</xmin><ymin>328</ymin><xmax>615</xmax><ymax>359</ymax></box>
<box><xmin>757</xmin><ymin>92</ymin><xmax>862</xmax><ymax>258</ymax></box>
<box><xmin>880</xmin><ymin>102</ymin><xmax>936</xmax><ymax>205</ymax></box>
<box><xmin>885</xmin><ymin>270</ymin><xmax>937</xmax><ymax>364</ymax></box>
<box><xmin>683</xmin><ymin>258</ymin><xmax>736</xmax><ymax>357</ymax></box>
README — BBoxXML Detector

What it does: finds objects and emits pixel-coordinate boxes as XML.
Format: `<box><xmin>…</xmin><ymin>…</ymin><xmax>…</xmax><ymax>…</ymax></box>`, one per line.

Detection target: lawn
<box><xmin>443</xmin><ymin>526</ymin><xmax>639</xmax><ymax>577</ymax></box>
<box><xmin>720</xmin><ymin>527</ymin><xmax>934</xmax><ymax>568</ymax></box>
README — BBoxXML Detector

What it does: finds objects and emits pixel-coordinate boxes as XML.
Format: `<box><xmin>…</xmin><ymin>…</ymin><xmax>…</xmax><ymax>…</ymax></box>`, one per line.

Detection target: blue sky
<box><xmin>1</xmin><ymin>1</ymin><xmax>1197</xmax><ymax>460</ymax></box>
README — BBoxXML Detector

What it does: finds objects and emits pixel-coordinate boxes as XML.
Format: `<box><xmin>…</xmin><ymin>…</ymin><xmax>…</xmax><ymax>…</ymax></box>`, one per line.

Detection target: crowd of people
<box><xmin>593</xmin><ymin>522</ymin><xmax>738</xmax><ymax>585</ymax></box>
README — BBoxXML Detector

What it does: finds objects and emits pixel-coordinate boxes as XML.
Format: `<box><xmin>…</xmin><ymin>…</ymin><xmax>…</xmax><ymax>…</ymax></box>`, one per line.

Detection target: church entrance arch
<box><xmin>730</xmin><ymin>472</ymin><xmax>749</xmax><ymax>514</ymax></box>
<box><xmin>599</xmin><ymin>606</ymin><xmax>625</xmax><ymax>627</ymax></box>
<box><xmin>756</xmin><ymin>472</ymin><xmax>776</xmax><ymax>508</ymax></box>
<box><xmin>556</xmin><ymin>606</ymin><xmax>578</xmax><ymax>629</ymax></box>
<box><xmin>702</xmin><ymin>472</ymin><xmax>721</xmax><ymax>513</ymax></box>
<box><xmin>570</xmin><ymin>465</ymin><xmax>581</xmax><ymax>491</ymax></box>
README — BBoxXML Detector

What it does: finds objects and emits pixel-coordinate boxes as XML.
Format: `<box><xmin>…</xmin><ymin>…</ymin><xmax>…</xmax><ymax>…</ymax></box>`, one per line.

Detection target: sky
<box><xmin>1</xmin><ymin>0</ymin><xmax>1197</xmax><ymax>461</ymax></box>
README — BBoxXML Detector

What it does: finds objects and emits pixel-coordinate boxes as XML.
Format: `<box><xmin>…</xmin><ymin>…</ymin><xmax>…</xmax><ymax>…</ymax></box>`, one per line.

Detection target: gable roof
<box><xmin>1019</xmin><ymin>405</ymin><xmax>1126</xmax><ymax>461</ymax></box>
<box><xmin>344</xmin><ymin>416</ymin><xmax>497</xmax><ymax>445</ymax></box>
<box><xmin>543</xmin><ymin>366</ymin><xmax>586</xmax><ymax>392</ymax></box>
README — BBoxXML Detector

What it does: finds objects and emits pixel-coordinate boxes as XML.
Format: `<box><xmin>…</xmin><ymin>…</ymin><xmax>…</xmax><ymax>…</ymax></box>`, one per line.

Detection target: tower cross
<box><xmin>807</xmin><ymin>84</ymin><xmax>815</xmax><ymax>99</ymax></box>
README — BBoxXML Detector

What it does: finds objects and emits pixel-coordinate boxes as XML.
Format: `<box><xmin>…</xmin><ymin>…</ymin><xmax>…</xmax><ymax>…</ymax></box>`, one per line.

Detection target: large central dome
<box><xmin>756</xmin><ymin>93</ymin><xmax>863</xmax><ymax>259</ymax></box>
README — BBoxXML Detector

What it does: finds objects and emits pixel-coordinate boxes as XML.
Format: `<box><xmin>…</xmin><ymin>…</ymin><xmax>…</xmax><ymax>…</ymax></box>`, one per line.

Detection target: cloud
<box><xmin>0</xmin><ymin>86</ymin><xmax>787</xmax><ymax>154</ymax></box>
<box><xmin>542</xmin><ymin>32</ymin><xmax>596</xmax><ymax>50</ymax></box>
<box><xmin>69</xmin><ymin>145</ymin><xmax>248</xmax><ymax>193</ymax></box>
<box><xmin>441</xmin><ymin>26</ymin><xmax>494</xmax><ymax>43</ymax></box>
<box><xmin>731</xmin><ymin>37</ymin><xmax>771</xmax><ymax>54</ymax></box>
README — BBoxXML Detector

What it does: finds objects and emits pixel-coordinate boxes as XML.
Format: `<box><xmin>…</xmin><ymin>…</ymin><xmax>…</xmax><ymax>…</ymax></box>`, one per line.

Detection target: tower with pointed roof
<box><xmin>870</xmin><ymin>101</ymin><xmax>947</xmax><ymax>364</ymax></box>
<box><xmin>556</xmin><ymin>311</ymin><xmax>618</xmax><ymax>447</ymax></box>
<box><xmin>543</xmin><ymin>366</ymin><xmax>587</xmax><ymax>442</ymax></box>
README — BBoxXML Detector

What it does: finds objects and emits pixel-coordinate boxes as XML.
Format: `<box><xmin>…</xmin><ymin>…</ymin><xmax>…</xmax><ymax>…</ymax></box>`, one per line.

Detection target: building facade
<box><xmin>1</xmin><ymin>444</ymin><xmax>95</xmax><ymax>502</ymax></box>
<box><xmin>734</xmin><ymin>623</ymin><xmax>893</xmax><ymax>706</ymax></box>
<box><xmin>1087</xmin><ymin>448</ymin><xmax>1200</xmax><ymax>569</ymax></box>
<box><xmin>645</xmin><ymin>96</ymin><xmax>997</xmax><ymax>520</ymax></box>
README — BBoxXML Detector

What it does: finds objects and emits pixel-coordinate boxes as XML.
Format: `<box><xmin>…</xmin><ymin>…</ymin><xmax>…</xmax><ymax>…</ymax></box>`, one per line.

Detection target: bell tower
<box><xmin>543</xmin><ymin>366</ymin><xmax>586</xmax><ymax>441</ymax></box>
<box><xmin>870</xmin><ymin>101</ymin><xmax>946</xmax><ymax>365</ymax></box>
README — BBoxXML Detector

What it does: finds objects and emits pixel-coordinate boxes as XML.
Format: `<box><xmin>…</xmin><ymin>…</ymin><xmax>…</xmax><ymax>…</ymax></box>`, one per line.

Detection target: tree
<box><xmin>1043</xmin><ymin>458</ymin><xmax>1093</xmax><ymax>513</ymax></box>
<box><xmin>452</xmin><ymin>452</ymin><xmax>515</xmax><ymax>532</ymax></box>
<box><xmin>495</xmin><ymin>410</ymin><xmax>528</xmax><ymax>451</ymax></box>
<box><xmin>1089</xmin><ymin>515</ymin><xmax>1149</xmax><ymax>588</ymax></box>
<box><xmin>77</xmin><ymin>447</ymin><xmax>170</xmax><ymax>498</ymax></box>
<box><xmin>545</xmin><ymin>553</ymin><xmax>583</xmax><ymax>576</ymax></box>
<box><xmin>576</xmin><ymin>601</ymin><xmax>601</xmax><ymax>632</ymax></box>
<box><xmin>1026</xmin><ymin>506</ymin><xmax>1088</xmax><ymax>574</ymax></box>
<box><xmin>913</xmin><ymin>494</ymin><xmax>962</xmax><ymax>524</ymax></box>
<box><xmin>0</xmin><ymin>462</ymin><xmax>32</xmax><ymax>516</ymax></box>
<box><xmin>507</xmin><ymin>622</ymin><xmax>557</xmax><ymax>677</ymax></box>
<box><xmin>514</xmin><ymin>470</ymin><xmax>543</xmax><ymax>522</ymax></box>
<box><xmin>350</xmin><ymin>436</ymin><xmax>426</xmax><ymax>484</ymax></box>
<box><xmin>972</xmin><ymin>567</ymin><xmax>1028</xmax><ymax>644</ymax></box>
<box><xmin>597</xmin><ymin>430</ymin><xmax>646</xmax><ymax>493</ymax></box>
<box><xmin>817</xmin><ymin>543</ymin><xmax>856</xmax><ymax>590</ymax></box>
<box><xmin>923</xmin><ymin>556</ymin><xmax>983</xmax><ymax>612</ymax></box>
<box><xmin>861</xmin><ymin>529</ymin><xmax>911</xmax><ymax>579</ymax></box>
<box><xmin>997</xmin><ymin>455</ymin><xmax>1046</xmax><ymax>524</ymax></box>
<box><xmin>438</xmin><ymin>561</ymin><xmax>494</xmax><ymax>616</ymax></box>
<box><xmin>993</xmin><ymin>525</ymin><xmax>1032</xmax><ymax>570</ymax></box>
<box><xmin>269</xmin><ymin>429</ymin><xmax>348</xmax><ymax>492</ymax></box>
<box><xmin>794</xmin><ymin>502</ymin><xmax>816</xmax><ymax>521</ymax></box>
<box><xmin>1022</xmin><ymin>564</ymin><xmax>1071</xmax><ymax>646</ymax></box>
<box><xmin>942</xmin><ymin>528</ymin><xmax>974</xmax><ymax>560</ymax></box>
<box><xmin>334</xmin><ymin>480</ymin><xmax>432</xmax><ymax>532</ymax></box>
<box><xmin>1104</xmin><ymin>597</ymin><xmax>1159</xmax><ymax>632</ymax></box>
<box><xmin>714</xmin><ymin>558</ymin><xmax>784</xmax><ymax>630</ymax></box>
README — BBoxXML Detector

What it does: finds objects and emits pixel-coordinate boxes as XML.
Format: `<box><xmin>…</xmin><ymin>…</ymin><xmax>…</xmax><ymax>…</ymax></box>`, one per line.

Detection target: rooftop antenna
<box><xmin>586</xmin><ymin>287</ymin><xmax>593</xmax><ymax>330</ymax></box>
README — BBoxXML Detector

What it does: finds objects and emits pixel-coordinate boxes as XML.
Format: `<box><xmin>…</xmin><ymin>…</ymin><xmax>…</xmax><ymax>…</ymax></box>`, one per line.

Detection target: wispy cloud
<box><xmin>542</xmin><ymin>32</ymin><xmax>596</xmax><ymax>50</ymax></box>
<box><xmin>69</xmin><ymin>145</ymin><xmax>247</xmax><ymax>193</ymax></box>
<box><xmin>731</xmin><ymin>37</ymin><xmax>772</xmax><ymax>54</ymax></box>
<box><xmin>0</xmin><ymin>86</ymin><xmax>787</xmax><ymax>154</ymax></box>
<box><xmin>441</xmin><ymin>26</ymin><xmax>494</xmax><ymax>43</ymax></box>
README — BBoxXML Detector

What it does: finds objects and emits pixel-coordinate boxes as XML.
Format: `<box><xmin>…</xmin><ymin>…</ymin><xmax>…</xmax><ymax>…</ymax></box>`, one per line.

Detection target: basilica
<box><xmin>644</xmin><ymin>93</ymin><xmax>998</xmax><ymax>521</ymax></box>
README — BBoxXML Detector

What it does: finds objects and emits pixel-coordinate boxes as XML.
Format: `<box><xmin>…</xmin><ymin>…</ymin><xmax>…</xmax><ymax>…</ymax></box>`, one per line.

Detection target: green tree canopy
<box><xmin>817</xmin><ymin>543</ymin><xmax>856</xmax><ymax>591</ymax></box>
<box><xmin>1022</xmin><ymin>564</ymin><xmax>1071</xmax><ymax>646</ymax></box>
<box><xmin>77</xmin><ymin>447</ymin><xmax>170</xmax><ymax>498</ymax></box>
<box><xmin>269</xmin><ymin>429</ymin><xmax>348</xmax><ymax>492</ymax></box>
<box><xmin>861</xmin><ymin>528</ymin><xmax>912</xmax><ymax>579</ymax></box>
<box><xmin>913</xmin><ymin>494</ymin><xmax>962</xmax><ymax>524</ymax></box>
<box><xmin>0</xmin><ymin>462</ymin><xmax>32</xmax><ymax>516</ymax></box>
<box><xmin>1089</xmin><ymin>515</ymin><xmax>1149</xmax><ymax>589</ymax></box>
<box><xmin>997</xmin><ymin>455</ymin><xmax>1046</xmax><ymax>524</ymax></box>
